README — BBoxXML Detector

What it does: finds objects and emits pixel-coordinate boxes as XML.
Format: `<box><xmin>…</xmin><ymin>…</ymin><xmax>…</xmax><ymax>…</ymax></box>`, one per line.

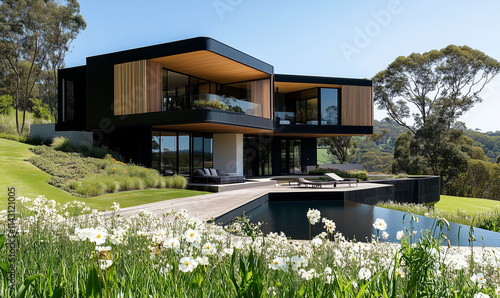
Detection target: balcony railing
<box><xmin>190</xmin><ymin>94</ymin><xmax>263</xmax><ymax>117</ymax></box>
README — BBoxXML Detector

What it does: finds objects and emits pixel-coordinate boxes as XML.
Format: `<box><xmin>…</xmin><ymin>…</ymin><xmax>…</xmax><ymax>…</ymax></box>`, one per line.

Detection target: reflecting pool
<box><xmin>245</xmin><ymin>200</ymin><xmax>500</xmax><ymax>247</ymax></box>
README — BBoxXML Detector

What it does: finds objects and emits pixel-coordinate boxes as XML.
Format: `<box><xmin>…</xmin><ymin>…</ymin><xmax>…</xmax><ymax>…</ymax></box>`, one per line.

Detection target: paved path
<box><xmin>116</xmin><ymin>182</ymin><xmax>391</xmax><ymax>220</ymax></box>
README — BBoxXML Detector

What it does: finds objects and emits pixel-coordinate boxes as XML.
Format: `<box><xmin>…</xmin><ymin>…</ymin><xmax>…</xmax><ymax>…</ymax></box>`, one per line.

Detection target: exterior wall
<box><xmin>213</xmin><ymin>134</ymin><xmax>243</xmax><ymax>176</ymax></box>
<box><xmin>341</xmin><ymin>86</ymin><xmax>373</xmax><ymax>126</ymax></box>
<box><xmin>363</xmin><ymin>176</ymin><xmax>441</xmax><ymax>204</ymax></box>
<box><xmin>30</xmin><ymin>123</ymin><xmax>93</xmax><ymax>147</ymax></box>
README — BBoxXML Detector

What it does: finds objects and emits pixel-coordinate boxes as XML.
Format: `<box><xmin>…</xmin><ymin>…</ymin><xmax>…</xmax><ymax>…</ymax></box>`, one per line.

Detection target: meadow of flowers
<box><xmin>1</xmin><ymin>196</ymin><xmax>500</xmax><ymax>297</ymax></box>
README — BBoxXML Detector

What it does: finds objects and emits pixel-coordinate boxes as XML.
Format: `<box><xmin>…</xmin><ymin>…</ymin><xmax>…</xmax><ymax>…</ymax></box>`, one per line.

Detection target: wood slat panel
<box><xmin>151</xmin><ymin>51</ymin><xmax>269</xmax><ymax>84</ymax></box>
<box><xmin>114</xmin><ymin>60</ymin><xmax>147</xmax><ymax>115</ymax></box>
<box><xmin>146</xmin><ymin>60</ymin><xmax>162</xmax><ymax>112</ymax></box>
<box><xmin>341</xmin><ymin>86</ymin><xmax>373</xmax><ymax>126</ymax></box>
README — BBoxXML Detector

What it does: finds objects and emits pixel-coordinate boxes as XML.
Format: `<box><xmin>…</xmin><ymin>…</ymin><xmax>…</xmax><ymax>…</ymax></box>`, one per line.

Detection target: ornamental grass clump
<box><xmin>1</xmin><ymin>195</ymin><xmax>500</xmax><ymax>297</ymax></box>
<box><xmin>29</xmin><ymin>146</ymin><xmax>188</xmax><ymax>197</ymax></box>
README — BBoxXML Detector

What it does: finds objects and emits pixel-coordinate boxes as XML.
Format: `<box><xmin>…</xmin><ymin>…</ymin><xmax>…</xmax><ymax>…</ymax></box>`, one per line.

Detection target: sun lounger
<box><xmin>325</xmin><ymin>173</ymin><xmax>358</xmax><ymax>187</ymax></box>
<box><xmin>297</xmin><ymin>177</ymin><xmax>336</xmax><ymax>188</ymax></box>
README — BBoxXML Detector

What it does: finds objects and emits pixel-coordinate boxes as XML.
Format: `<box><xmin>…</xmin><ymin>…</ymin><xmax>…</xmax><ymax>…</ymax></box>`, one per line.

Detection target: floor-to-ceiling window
<box><xmin>161</xmin><ymin>132</ymin><xmax>177</xmax><ymax>175</ymax></box>
<box><xmin>178</xmin><ymin>133</ymin><xmax>190</xmax><ymax>176</ymax></box>
<box><xmin>276</xmin><ymin>87</ymin><xmax>339</xmax><ymax>125</ymax></box>
<box><xmin>163</xmin><ymin>70</ymin><xmax>189</xmax><ymax>111</ymax></box>
<box><xmin>243</xmin><ymin>136</ymin><xmax>273</xmax><ymax>176</ymax></box>
<box><xmin>320</xmin><ymin>88</ymin><xmax>339</xmax><ymax>125</ymax></box>
<box><xmin>280</xmin><ymin>139</ymin><xmax>302</xmax><ymax>174</ymax></box>
<box><xmin>151</xmin><ymin>131</ymin><xmax>213</xmax><ymax>176</ymax></box>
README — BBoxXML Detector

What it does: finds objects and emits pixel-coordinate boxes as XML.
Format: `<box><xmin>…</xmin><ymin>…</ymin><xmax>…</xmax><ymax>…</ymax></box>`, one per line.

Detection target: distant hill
<box><xmin>318</xmin><ymin>120</ymin><xmax>500</xmax><ymax>172</ymax></box>
<box><xmin>465</xmin><ymin>130</ymin><xmax>500</xmax><ymax>163</ymax></box>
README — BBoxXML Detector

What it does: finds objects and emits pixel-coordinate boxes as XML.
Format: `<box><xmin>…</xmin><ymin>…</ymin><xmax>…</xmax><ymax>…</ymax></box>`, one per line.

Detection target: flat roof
<box><xmin>86</xmin><ymin>37</ymin><xmax>273</xmax><ymax>83</ymax></box>
<box><xmin>275</xmin><ymin>74</ymin><xmax>372</xmax><ymax>93</ymax></box>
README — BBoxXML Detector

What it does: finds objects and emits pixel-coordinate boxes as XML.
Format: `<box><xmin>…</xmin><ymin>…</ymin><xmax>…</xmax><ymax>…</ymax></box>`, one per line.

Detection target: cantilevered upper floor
<box><xmin>57</xmin><ymin>37</ymin><xmax>373</xmax><ymax>137</ymax></box>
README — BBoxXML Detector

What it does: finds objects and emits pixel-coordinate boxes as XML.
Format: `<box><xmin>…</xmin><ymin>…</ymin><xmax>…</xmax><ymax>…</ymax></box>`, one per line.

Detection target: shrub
<box><xmin>118</xmin><ymin>177</ymin><xmax>133</xmax><ymax>191</ymax></box>
<box><xmin>131</xmin><ymin>177</ymin><xmax>143</xmax><ymax>190</ymax></box>
<box><xmin>102</xmin><ymin>177</ymin><xmax>117</xmax><ymax>193</ymax></box>
<box><xmin>51</xmin><ymin>136</ymin><xmax>73</xmax><ymax>152</ymax></box>
<box><xmin>31</xmin><ymin>97</ymin><xmax>51</xmax><ymax>120</ymax></box>
<box><xmin>309</xmin><ymin>168</ymin><xmax>368</xmax><ymax>181</ymax></box>
<box><xmin>171</xmin><ymin>175</ymin><xmax>187</xmax><ymax>189</ymax></box>
<box><xmin>394</xmin><ymin>173</ymin><xmax>409</xmax><ymax>179</ymax></box>
<box><xmin>76</xmin><ymin>177</ymin><xmax>104</xmax><ymax>197</ymax></box>
<box><xmin>0</xmin><ymin>94</ymin><xmax>13</xmax><ymax>115</ymax></box>
<box><xmin>68</xmin><ymin>180</ymin><xmax>79</xmax><ymax>190</ymax></box>
<box><xmin>157</xmin><ymin>178</ymin><xmax>165</xmax><ymax>188</ymax></box>
<box><xmin>143</xmin><ymin>176</ymin><xmax>158</xmax><ymax>189</ymax></box>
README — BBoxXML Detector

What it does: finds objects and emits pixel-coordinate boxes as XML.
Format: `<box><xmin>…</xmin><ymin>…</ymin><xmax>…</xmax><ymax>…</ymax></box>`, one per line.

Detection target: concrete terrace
<box><xmin>115</xmin><ymin>180</ymin><xmax>393</xmax><ymax>221</ymax></box>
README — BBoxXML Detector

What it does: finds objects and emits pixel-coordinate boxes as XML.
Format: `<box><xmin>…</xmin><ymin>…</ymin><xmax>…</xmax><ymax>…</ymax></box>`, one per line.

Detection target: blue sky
<box><xmin>65</xmin><ymin>0</ymin><xmax>500</xmax><ymax>132</ymax></box>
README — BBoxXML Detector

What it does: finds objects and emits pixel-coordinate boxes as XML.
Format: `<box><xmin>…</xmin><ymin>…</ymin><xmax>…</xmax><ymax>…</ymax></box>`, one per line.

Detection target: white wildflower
<box><xmin>358</xmin><ymin>267</ymin><xmax>371</xmax><ymax>280</ymax></box>
<box><xmin>306</xmin><ymin>209</ymin><xmax>321</xmax><ymax>225</ymax></box>
<box><xmin>373</xmin><ymin>218</ymin><xmax>387</xmax><ymax>231</ymax></box>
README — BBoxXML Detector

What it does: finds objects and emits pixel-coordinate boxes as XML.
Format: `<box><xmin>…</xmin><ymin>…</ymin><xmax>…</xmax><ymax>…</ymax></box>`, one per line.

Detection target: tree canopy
<box><xmin>0</xmin><ymin>0</ymin><xmax>86</xmax><ymax>133</ymax></box>
<box><xmin>373</xmin><ymin>45</ymin><xmax>500</xmax><ymax>134</ymax></box>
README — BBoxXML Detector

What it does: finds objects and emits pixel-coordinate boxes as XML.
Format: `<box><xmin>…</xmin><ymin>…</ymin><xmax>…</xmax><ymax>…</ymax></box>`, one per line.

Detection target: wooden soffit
<box><xmin>153</xmin><ymin>123</ymin><xmax>273</xmax><ymax>134</ymax></box>
<box><xmin>150</xmin><ymin>51</ymin><xmax>270</xmax><ymax>84</ymax></box>
<box><xmin>274</xmin><ymin>82</ymin><xmax>342</xmax><ymax>93</ymax></box>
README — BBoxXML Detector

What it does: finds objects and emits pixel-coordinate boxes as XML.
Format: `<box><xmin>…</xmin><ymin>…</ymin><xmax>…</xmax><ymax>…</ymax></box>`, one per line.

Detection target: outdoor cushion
<box><xmin>194</xmin><ymin>169</ymin><xmax>207</xmax><ymax>176</ymax></box>
<box><xmin>204</xmin><ymin>168</ymin><xmax>211</xmax><ymax>175</ymax></box>
<box><xmin>209</xmin><ymin>168</ymin><xmax>218</xmax><ymax>176</ymax></box>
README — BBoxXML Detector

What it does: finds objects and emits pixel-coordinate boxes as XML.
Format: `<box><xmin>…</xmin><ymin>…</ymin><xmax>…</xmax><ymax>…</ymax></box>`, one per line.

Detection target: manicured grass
<box><xmin>0</xmin><ymin>138</ymin><xmax>208</xmax><ymax>210</ymax></box>
<box><xmin>435</xmin><ymin>195</ymin><xmax>500</xmax><ymax>214</ymax></box>
<box><xmin>317</xmin><ymin>148</ymin><xmax>330</xmax><ymax>164</ymax></box>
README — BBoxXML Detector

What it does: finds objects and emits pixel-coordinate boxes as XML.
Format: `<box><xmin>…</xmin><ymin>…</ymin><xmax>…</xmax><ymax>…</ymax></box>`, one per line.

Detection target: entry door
<box><xmin>280</xmin><ymin>139</ymin><xmax>302</xmax><ymax>174</ymax></box>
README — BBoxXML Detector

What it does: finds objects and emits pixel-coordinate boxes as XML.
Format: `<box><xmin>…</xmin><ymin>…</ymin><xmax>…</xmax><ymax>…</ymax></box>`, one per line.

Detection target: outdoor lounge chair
<box><xmin>325</xmin><ymin>173</ymin><xmax>358</xmax><ymax>187</ymax></box>
<box><xmin>297</xmin><ymin>177</ymin><xmax>336</xmax><ymax>188</ymax></box>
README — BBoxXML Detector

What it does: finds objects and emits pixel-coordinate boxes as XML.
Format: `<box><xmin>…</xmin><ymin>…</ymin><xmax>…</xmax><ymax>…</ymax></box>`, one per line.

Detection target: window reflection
<box><xmin>160</xmin><ymin>69</ymin><xmax>271</xmax><ymax>118</ymax></box>
<box><xmin>275</xmin><ymin>87</ymin><xmax>339</xmax><ymax>126</ymax></box>
<box><xmin>321</xmin><ymin>88</ymin><xmax>339</xmax><ymax>125</ymax></box>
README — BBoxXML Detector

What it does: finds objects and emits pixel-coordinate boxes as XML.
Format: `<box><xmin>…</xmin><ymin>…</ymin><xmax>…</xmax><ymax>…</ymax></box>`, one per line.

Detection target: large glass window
<box><xmin>178</xmin><ymin>134</ymin><xmax>190</xmax><ymax>176</ymax></box>
<box><xmin>161</xmin><ymin>132</ymin><xmax>177</xmax><ymax>175</ymax></box>
<box><xmin>276</xmin><ymin>88</ymin><xmax>339</xmax><ymax>125</ymax></box>
<box><xmin>164</xmin><ymin>71</ymin><xmax>189</xmax><ymax>111</ymax></box>
<box><xmin>152</xmin><ymin>132</ymin><xmax>160</xmax><ymax>172</ymax></box>
<box><xmin>321</xmin><ymin>88</ymin><xmax>339</xmax><ymax>125</ymax></box>
<box><xmin>192</xmin><ymin>136</ymin><xmax>203</xmax><ymax>170</ymax></box>
<box><xmin>204</xmin><ymin>137</ymin><xmax>213</xmax><ymax>169</ymax></box>
<box><xmin>243</xmin><ymin>136</ymin><xmax>272</xmax><ymax>176</ymax></box>
<box><xmin>280</xmin><ymin>139</ymin><xmax>302</xmax><ymax>174</ymax></box>
<box><xmin>159</xmin><ymin>69</ymin><xmax>271</xmax><ymax>118</ymax></box>
<box><xmin>294</xmin><ymin>89</ymin><xmax>317</xmax><ymax>125</ymax></box>
<box><xmin>151</xmin><ymin>131</ymin><xmax>213</xmax><ymax>176</ymax></box>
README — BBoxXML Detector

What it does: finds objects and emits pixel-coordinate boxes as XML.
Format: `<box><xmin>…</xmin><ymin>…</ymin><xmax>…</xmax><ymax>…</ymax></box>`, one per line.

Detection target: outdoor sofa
<box><xmin>191</xmin><ymin>168</ymin><xmax>245</xmax><ymax>184</ymax></box>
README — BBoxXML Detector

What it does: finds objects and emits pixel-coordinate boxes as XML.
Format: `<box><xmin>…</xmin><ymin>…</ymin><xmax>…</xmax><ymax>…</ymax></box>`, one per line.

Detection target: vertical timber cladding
<box><xmin>113</xmin><ymin>60</ymin><xmax>162</xmax><ymax>115</ymax></box>
<box><xmin>341</xmin><ymin>85</ymin><xmax>374</xmax><ymax>126</ymax></box>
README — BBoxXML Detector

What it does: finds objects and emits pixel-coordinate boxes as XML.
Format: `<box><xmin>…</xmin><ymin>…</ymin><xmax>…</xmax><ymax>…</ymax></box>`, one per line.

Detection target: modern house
<box><xmin>56</xmin><ymin>37</ymin><xmax>373</xmax><ymax>177</ymax></box>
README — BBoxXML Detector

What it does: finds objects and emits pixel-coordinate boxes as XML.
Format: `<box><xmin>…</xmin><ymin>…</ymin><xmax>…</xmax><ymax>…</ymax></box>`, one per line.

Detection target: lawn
<box><xmin>436</xmin><ymin>195</ymin><xmax>500</xmax><ymax>214</ymax></box>
<box><xmin>0</xmin><ymin>138</ymin><xmax>208</xmax><ymax>210</ymax></box>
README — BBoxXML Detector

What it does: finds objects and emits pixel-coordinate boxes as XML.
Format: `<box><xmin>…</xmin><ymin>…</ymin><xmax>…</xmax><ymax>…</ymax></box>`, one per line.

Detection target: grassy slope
<box><xmin>0</xmin><ymin>138</ymin><xmax>208</xmax><ymax>210</ymax></box>
<box><xmin>435</xmin><ymin>195</ymin><xmax>500</xmax><ymax>213</ymax></box>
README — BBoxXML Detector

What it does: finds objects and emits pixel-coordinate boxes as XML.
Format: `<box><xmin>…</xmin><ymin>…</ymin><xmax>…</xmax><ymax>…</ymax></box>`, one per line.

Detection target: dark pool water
<box><xmin>245</xmin><ymin>200</ymin><xmax>500</xmax><ymax>247</ymax></box>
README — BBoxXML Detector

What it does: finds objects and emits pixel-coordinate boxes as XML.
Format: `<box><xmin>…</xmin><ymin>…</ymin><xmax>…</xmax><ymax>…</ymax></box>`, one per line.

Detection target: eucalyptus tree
<box><xmin>373</xmin><ymin>45</ymin><xmax>500</xmax><ymax>134</ymax></box>
<box><xmin>0</xmin><ymin>0</ymin><xmax>86</xmax><ymax>134</ymax></box>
